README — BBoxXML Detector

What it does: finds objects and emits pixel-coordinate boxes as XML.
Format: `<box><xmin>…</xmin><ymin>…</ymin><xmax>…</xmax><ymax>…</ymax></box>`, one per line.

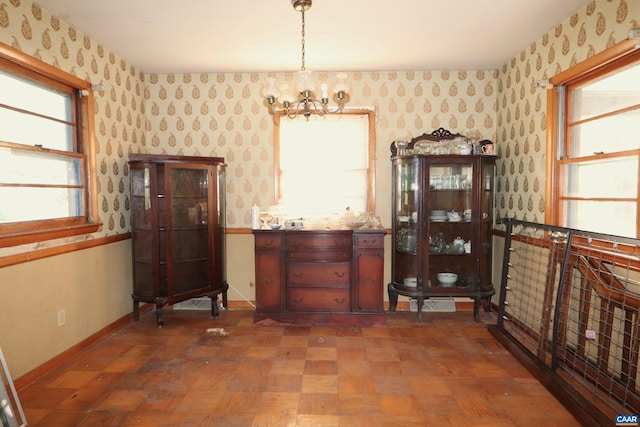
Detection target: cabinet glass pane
<box><xmin>479</xmin><ymin>162</ymin><xmax>495</xmax><ymax>288</ymax></box>
<box><xmin>170</xmin><ymin>168</ymin><xmax>209</xmax><ymax>226</ymax></box>
<box><xmin>428</xmin><ymin>163</ymin><xmax>474</xmax><ymax>288</ymax></box>
<box><xmin>169</xmin><ymin>167</ymin><xmax>211</xmax><ymax>295</ymax></box>
<box><xmin>393</xmin><ymin>159</ymin><xmax>421</xmax><ymax>287</ymax></box>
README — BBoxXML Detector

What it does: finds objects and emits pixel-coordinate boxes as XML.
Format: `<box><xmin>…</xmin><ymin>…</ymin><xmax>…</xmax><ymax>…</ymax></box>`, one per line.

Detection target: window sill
<box><xmin>0</xmin><ymin>221</ymin><xmax>102</xmax><ymax>248</ymax></box>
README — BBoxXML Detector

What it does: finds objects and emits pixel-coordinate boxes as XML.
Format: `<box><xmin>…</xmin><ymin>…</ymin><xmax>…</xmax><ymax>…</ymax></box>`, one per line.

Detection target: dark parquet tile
<box><xmin>16</xmin><ymin>308</ymin><xmax>580</xmax><ymax>426</ymax></box>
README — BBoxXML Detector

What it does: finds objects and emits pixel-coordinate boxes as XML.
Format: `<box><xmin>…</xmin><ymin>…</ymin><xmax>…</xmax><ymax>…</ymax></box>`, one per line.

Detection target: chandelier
<box><xmin>262</xmin><ymin>0</ymin><xmax>349</xmax><ymax>119</ymax></box>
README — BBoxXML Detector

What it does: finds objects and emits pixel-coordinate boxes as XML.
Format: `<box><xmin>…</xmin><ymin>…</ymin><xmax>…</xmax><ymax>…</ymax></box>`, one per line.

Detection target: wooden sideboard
<box><xmin>253</xmin><ymin>229</ymin><xmax>386</xmax><ymax>326</ymax></box>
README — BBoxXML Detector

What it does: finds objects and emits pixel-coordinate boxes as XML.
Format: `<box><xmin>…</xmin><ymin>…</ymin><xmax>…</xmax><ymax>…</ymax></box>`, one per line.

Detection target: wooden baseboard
<box><xmin>223</xmin><ymin>300</ymin><xmax>477</xmax><ymax>311</ymax></box>
<box><xmin>14</xmin><ymin>303</ymin><xmax>152</xmax><ymax>391</ymax></box>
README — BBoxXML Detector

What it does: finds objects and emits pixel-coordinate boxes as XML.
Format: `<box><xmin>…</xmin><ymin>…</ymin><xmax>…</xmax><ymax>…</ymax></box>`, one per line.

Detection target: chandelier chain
<box><xmin>300</xmin><ymin>9</ymin><xmax>306</xmax><ymax>71</ymax></box>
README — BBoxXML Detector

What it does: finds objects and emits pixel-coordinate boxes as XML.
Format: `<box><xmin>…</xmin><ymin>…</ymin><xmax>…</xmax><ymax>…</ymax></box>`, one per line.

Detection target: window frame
<box><xmin>273</xmin><ymin>109</ymin><xmax>376</xmax><ymax>215</ymax></box>
<box><xmin>0</xmin><ymin>42</ymin><xmax>100</xmax><ymax>248</ymax></box>
<box><xmin>546</xmin><ymin>38</ymin><xmax>640</xmax><ymax>237</ymax></box>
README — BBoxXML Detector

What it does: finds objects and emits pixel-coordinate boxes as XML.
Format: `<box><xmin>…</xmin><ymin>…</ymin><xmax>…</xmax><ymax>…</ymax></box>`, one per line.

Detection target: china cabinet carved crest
<box><xmin>388</xmin><ymin>128</ymin><xmax>497</xmax><ymax>322</ymax></box>
<box><xmin>129</xmin><ymin>154</ymin><xmax>228</xmax><ymax>326</ymax></box>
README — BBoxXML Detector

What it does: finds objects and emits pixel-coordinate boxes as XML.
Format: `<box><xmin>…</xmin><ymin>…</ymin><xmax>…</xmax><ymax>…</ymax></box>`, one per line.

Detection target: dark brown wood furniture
<box><xmin>128</xmin><ymin>154</ymin><xmax>228</xmax><ymax>326</ymax></box>
<box><xmin>388</xmin><ymin>129</ymin><xmax>497</xmax><ymax>321</ymax></box>
<box><xmin>253</xmin><ymin>229</ymin><xmax>386</xmax><ymax>326</ymax></box>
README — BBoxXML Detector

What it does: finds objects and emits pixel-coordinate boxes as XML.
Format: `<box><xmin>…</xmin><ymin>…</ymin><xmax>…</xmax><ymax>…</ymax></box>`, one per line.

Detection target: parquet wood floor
<box><xmin>17</xmin><ymin>308</ymin><xmax>580</xmax><ymax>426</ymax></box>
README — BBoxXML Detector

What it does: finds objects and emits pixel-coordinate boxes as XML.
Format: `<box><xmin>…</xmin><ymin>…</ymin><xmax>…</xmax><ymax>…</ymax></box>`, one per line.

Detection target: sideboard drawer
<box><xmin>255</xmin><ymin>232</ymin><xmax>283</xmax><ymax>249</ymax></box>
<box><xmin>287</xmin><ymin>288</ymin><xmax>351</xmax><ymax>312</ymax></box>
<box><xmin>287</xmin><ymin>262</ymin><xmax>351</xmax><ymax>288</ymax></box>
<box><xmin>286</xmin><ymin>232</ymin><xmax>352</xmax><ymax>250</ymax></box>
<box><xmin>286</xmin><ymin>249</ymin><xmax>352</xmax><ymax>262</ymax></box>
<box><xmin>354</xmin><ymin>233</ymin><xmax>384</xmax><ymax>249</ymax></box>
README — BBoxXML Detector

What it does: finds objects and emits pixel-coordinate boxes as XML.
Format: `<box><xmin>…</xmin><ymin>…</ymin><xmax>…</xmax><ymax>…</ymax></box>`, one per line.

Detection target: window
<box><xmin>0</xmin><ymin>43</ymin><xmax>99</xmax><ymax>247</ymax></box>
<box><xmin>548</xmin><ymin>41</ymin><xmax>640</xmax><ymax>238</ymax></box>
<box><xmin>275</xmin><ymin>110</ymin><xmax>375</xmax><ymax>218</ymax></box>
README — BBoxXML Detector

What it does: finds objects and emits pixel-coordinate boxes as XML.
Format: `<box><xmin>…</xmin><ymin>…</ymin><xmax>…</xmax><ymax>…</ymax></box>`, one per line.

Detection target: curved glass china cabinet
<box><xmin>129</xmin><ymin>154</ymin><xmax>228</xmax><ymax>326</ymax></box>
<box><xmin>388</xmin><ymin>129</ymin><xmax>497</xmax><ymax>322</ymax></box>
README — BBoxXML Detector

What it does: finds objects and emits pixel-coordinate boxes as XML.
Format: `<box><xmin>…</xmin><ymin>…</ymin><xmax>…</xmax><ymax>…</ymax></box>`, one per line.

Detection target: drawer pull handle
<box><xmin>263</xmin><ymin>278</ymin><xmax>275</xmax><ymax>285</ymax></box>
<box><xmin>293</xmin><ymin>272</ymin><xmax>304</xmax><ymax>278</ymax></box>
<box><xmin>334</xmin><ymin>271</ymin><xmax>346</xmax><ymax>278</ymax></box>
<box><xmin>264</xmin><ymin>239</ymin><xmax>274</xmax><ymax>246</ymax></box>
<box><xmin>294</xmin><ymin>297</ymin><xmax>304</xmax><ymax>303</ymax></box>
<box><xmin>334</xmin><ymin>297</ymin><xmax>346</xmax><ymax>304</ymax></box>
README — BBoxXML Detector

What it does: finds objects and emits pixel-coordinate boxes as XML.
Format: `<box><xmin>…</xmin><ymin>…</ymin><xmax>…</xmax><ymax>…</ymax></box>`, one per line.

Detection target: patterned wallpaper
<box><xmin>495</xmin><ymin>0</ymin><xmax>639</xmax><ymax>224</ymax></box>
<box><xmin>145</xmin><ymin>70</ymin><xmax>498</xmax><ymax>227</ymax></box>
<box><xmin>0</xmin><ymin>0</ymin><xmax>637</xmax><ymax>253</ymax></box>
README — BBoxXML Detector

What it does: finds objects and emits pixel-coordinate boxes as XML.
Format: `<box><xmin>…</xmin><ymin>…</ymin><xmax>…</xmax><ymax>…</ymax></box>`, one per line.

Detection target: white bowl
<box><xmin>437</xmin><ymin>273</ymin><xmax>458</xmax><ymax>285</ymax></box>
<box><xmin>431</xmin><ymin>209</ymin><xmax>446</xmax><ymax>216</ymax></box>
<box><xmin>403</xmin><ymin>277</ymin><xmax>417</xmax><ymax>287</ymax></box>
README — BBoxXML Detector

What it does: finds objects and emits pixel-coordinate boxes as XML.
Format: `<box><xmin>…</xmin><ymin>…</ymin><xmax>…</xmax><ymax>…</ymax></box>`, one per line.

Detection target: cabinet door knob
<box><xmin>334</xmin><ymin>271</ymin><xmax>346</xmax><ymax>278</ymax></box>
<box><xmin>334</xmin><ymin>297</ymin><xmax>346</xmax><ymax>304</ymax></box>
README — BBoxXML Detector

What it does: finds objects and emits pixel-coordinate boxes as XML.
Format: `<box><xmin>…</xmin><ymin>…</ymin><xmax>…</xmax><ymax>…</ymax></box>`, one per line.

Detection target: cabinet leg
<box><xmin>387</xmin><ymin>283</ymin><xmax>398</xmax><ymax>312</ymax></box>
<box><xmin>155</xmin><ymin>302</ymin><xmax>164</xmax><ymax>327</ymax></box>
<box><xmin>482</xmin><ymin>297</ymin><xmax>492</xmax><ymax>312</ymax></box>
<box><xmin>222</xmin><ymin>287</ymin><xmax>228</xmax><ymax>309</ymax></box>
<box><xmin>416</xmin><ymin>297</ymin><xmax>424</xmax><ymax>323</ymax></box>
<box><xmin>473</xmin><ymin>298</ymin><xmax>480</xmax><ymax>323</ymax></box>
<box><xmin>132</xmin><ymin>295</ymin><xmax>140</xmax><ymax>321</ymax></box>
<box><xmin>211</xmin><ymin>295</ymin><xmax>220</xmax><ymax>317</ymax></box>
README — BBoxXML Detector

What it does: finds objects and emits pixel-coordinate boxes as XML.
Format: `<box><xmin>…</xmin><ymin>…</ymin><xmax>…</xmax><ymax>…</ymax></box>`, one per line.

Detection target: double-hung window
<box><xmin>0</xmin><ymin>43</ymin><xmax>99</xmax><ymax>247</ymax></box>
<box><xmin>275</xmin><ymin>110</ymin><xmax>375</xmax><ymax>218</ymax></box>
<box><xmin>548</xmin><ymin>40</ymin><xmax>640</xmax><ymax>238</ymax></box>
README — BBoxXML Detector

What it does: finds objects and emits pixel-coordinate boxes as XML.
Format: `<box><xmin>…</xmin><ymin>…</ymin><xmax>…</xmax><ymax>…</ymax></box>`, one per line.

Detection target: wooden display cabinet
<box><xmin>388</xmin><ymin>129</ymin><xmax>497</xmax><ymax>321</ymax></box>
<box><xmin>128</xmin><ymin>154</ymin><xmax>228</xmax><ymax>326</ymax></box>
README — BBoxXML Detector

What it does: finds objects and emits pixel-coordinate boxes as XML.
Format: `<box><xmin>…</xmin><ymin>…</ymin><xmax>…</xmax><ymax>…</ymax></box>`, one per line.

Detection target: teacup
<box><xmin>482</xmin><ymin>143</ymin><xmax>494</xmax><ymax>154</ymax></box>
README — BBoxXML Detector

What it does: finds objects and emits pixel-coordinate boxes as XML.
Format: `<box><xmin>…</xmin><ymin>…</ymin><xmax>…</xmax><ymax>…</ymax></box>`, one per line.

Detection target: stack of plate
<box><xmin>430</xmin><ymin>209</ymin><xmax>447</xmax><ymax>222</ymax></box>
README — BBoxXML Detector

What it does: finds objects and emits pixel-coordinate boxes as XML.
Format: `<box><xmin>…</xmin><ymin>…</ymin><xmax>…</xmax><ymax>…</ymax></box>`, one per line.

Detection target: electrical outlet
<box><xmin>57</xmin><ymin>309</ymin><xmax>66</xmax><ymax>326</ymax></box>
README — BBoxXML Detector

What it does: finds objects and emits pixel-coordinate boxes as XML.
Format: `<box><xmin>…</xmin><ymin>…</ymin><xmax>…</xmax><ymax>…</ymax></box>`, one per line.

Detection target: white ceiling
<box><xmin>34</xmin><ymin>0</ymin><xmax>591</xmax><ymax>74</ymax></box>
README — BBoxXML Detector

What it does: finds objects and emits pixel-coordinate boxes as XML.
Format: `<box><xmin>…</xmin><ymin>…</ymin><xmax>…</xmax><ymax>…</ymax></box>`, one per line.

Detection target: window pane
<box><xmin>0</xmin><ymin>68</ymin><xmax>72</xmax><ymax>121</ymax></box>
<box><xmin>0</xmin><ymin>108</ymin><xmax>74</xmax><ymax>151</ymax></box>
<box><xmin>0</xmin><ymin>147</ymin><xmax>81</xmax><ymax>186</ymax></box>
<box><xmin>570</xmin><ymin>62</ymin><xmax>640</xmax><ymax>122</ymax></box>
<box><xmin>563</xmin><ymin>200</ymin><xmax>636</xmax><ymax>237</ymax></box>
<box><xmin>0</xmin><ymin>187</ymin><xmax>82</xmax><ymax>223</ymax></box>
<box><xmin>280</xmin><ymin>169</ymin><xmax>367</xmax><ymax>215</ymax></box>
<box><xmin>568</xmin><ymin>110</ymin><xmax>640</xmax><ymax>157</ymax></box>
<box><xmin>278</xmin><ymin>113</ymin><xmax>370</xmax><ymax>218</ymax></box>
<box><xmin>563</xmin><ymin>157</ymin><xmax>637</xmax><ymax>198</ymax></box>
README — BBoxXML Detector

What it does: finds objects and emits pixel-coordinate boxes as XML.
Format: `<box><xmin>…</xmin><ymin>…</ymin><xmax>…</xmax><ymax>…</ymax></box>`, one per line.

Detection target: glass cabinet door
<box><xmin>392</xmin><ymin>158</ymin><xmax>422</xmax><ymax>289</ymax></box>
<box><xmin>427</xmin><ymin>162</ymin><xmax>474</xmax><ymax>289</ymax></box>
<box><xmin>167</xmin><ymin>165</ymin><xmax>211</xmax><ymax>296</ymax></box>
<box><xmin>479</xmin><ymin>161</ymin><xmax>495</xmax><ymax>289</ymax></box>
<box><xmin>130</xmin><ymin>165</ymin><xmax>155</xmax><ymax>297</ymax></box>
